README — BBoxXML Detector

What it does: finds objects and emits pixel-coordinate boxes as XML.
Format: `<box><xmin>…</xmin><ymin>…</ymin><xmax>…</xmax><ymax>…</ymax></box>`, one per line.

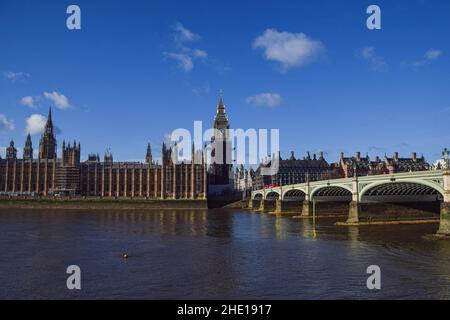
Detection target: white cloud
<box><xmin>3</xmin><ymin>71</ymin><xmax>31</xmax><ymax>82</ymax></box>
<box><xmin>253</xmin><ymin>29</ymin><xmax>325</xmax><ymax>71</ymax></box>
<box><xmin>192</xmin><ymin>49</ymin><xmax>208</xmax><ymax>59</ymax></box>
<box><xmin>246</xmin><ymin>93</ymin><xmax>283</xmax><ymax>108</ymax></box>
<box><xmin>163</xmin><ymin>22</ymin><xmax>209</xmax><ymax>73</ymax></box>
<box><xmin>43</xmin><ymin>91</ymin><xmax>70</xmax><ymax>109</ymax></box>
<box><xmin>163</xmin><ymin>52</ymin><xmax>194</xmax><ymax>72</ymax></box>
<box><xmin>20</xmin><ymin>96</ymin><xmax>37</xmax><ymax>108</ymax></box>
<box><xmin>360</xmin><ymin>47</ymin><xmax>388</xmax><ymax>72</ymax></box>
<box><xmin>405</xmin><ymin>49</ymin><xmax>443</xmax><ymax>68</ymax></box>
<box><xmin>172</xmin><ymin>22</ymin><xmax>200</xmax><ymax>43</ymax></box>
<box><xmin>0</xmin><ymin>114</ymin><xmax>15</xmax><ymax>132</ymax></box>
<box><xmin>424</xmin><ymin>49</ymin><xmax>442</xmax><ymax>61</ymax></box>
<box><xmin>25</xmin><ymin>114</ymin><xmax>47</xmax><ymax>135</ymax></box>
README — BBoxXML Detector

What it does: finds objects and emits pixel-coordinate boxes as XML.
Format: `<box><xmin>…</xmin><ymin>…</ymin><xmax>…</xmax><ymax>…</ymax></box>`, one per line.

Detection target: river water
<box><xmin>0</xmin><ymin>209</ymin><xmax>449</xmax><ymax>299</ymax></box>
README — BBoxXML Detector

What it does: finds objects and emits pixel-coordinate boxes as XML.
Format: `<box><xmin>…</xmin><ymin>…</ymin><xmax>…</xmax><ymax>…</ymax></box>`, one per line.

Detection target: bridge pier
<box><xmin>437</xmin><ymin>170</ymin><xmax>450</xmax><ymax>235</ymax></box>
<box><xmin>301</xmin><ymin>184</ymin><xmax>311</xmax><ymax>216</ymax></box>
<box><xmin>346</xmin><ymin>175</ymin><xmax>359</xmax><ymax>223</ymax></box>
<box><xmin>347</xmin><ymin>201</ymin><xmax>359</xmax><ymax>223</ymax></box>
<box><xmin>438</xmin><ymin>202</ymin><xmax>450</xmax><ymax>235</ymax></box>
<box><xmin>259</xmin><ymin>199</ymin><xmax>265</xmax><ymax>211</ymax></box>
<box><xmin>301</xmin><ymin>200</ymin><xmax>312</xmax><ymax>216</ymax></box>
<box><xmin>248</xmin><ymin>199</ymin><xmax>253</xmax><ymax>209</ymax></box>
<box><xmin>275</xmin><ymin>199</ymin><xmax>282</xmax><ymax>214</ymax></box>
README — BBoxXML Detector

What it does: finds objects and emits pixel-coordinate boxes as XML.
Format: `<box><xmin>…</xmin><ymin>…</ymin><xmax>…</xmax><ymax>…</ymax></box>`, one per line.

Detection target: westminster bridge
<box><xmin>250</xmin><ymin>169</ymin><xmax>450</xmax><ymax>235</ymax></box>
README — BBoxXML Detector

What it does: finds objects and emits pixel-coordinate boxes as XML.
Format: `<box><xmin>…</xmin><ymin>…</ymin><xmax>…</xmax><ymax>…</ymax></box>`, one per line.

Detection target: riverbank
<box><xmin>0</xmin><ymin>198</ymin><xmax>208</xmax><ymax>210</ymax></box>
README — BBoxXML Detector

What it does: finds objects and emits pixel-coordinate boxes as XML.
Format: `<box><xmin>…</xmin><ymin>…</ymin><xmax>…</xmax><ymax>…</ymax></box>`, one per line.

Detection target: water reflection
<box><xmin>0</xmin><ymin>209</ymin><xmax>449</xmax><ymax>299</ymax></box>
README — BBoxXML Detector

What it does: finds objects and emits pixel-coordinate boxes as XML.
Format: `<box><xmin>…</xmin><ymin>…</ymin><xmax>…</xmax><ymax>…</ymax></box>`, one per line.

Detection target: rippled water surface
<box><xmin>0</xmin><ymin>209</ymin><xmax>449</xmax><ymax>299</ymax></box>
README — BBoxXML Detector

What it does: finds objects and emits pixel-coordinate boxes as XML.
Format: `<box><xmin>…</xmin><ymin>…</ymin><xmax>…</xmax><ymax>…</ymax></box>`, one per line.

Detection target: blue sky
<box><xmin>1</xmin><ymin>0</ymin><xmax>449</xmax><ymax>164</ymax></box>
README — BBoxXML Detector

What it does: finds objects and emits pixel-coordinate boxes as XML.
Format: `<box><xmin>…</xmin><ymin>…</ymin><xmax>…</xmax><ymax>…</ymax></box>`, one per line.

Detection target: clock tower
<box><xmin>210</xmin><ymin>94</ymin><xmax>232</xmax><ymax>185</ymax></box>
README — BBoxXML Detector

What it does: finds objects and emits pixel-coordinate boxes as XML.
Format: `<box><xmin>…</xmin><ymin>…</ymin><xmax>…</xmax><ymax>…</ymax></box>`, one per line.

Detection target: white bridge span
<box><xmin>250</xmin><ymin>170</ymin><xmax>450</xmax><ymax>235</ymax></box>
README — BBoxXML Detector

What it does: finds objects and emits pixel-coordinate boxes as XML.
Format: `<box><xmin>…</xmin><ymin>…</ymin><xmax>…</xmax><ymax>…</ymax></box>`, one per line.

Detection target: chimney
<box><xmin>412</xmin><ymin>152</ymin><xmax>417</xmax><ymax>161</ymax></box>
<box><xmin>340</xmin><ymin>152</ymin><xmax>344</xmax><ymax>159</ymax></box>
<box><xmin>356</xmin><ymin>152</ymin><xmax>361</xmax><ymax>161</ymax></box>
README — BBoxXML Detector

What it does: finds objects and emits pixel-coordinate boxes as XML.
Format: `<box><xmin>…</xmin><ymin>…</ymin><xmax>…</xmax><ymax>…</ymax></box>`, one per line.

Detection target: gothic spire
<box><xmin>217</xmin><ymin>94</ymin><xmax>225</xmax><ymax>114</ymax></box>
<box><xmin>25</xmin><ymin>133</ymin><xmax>32</xmax><ymax>148</ymax></box>
<box><xmin>44</xmin><ymin>107</ymin><xmax>54</xmax><ymax>136</ymax></box>
<box><xmin>47</xmin><ymin>107</ymin><xmax>53</xmax><ymax>127</ymax></box>
<box><xmin>146</xmin><ymin>143</ymin><xmax>152</xmax><ymax>164</ymax></box>
<box><xmin>23</xmin><ymin>133</ymin><xmax>33</xmax><ymax>160</ymax></box>
<box><xmin>213</xmin><ymin>93</ymin><xmax>229</xmax><ymax>126</ymax></box>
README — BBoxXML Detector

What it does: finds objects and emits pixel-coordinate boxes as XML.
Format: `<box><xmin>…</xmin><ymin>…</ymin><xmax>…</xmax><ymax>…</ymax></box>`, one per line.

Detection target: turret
<box><xmin>6</xmin><ymin>140</ymin><xmax>17</xmax><ymax>160</ymax></box>
<box><xmin>23</xmin><ymin>133</ymin><xmax>33</xmax><ymax>160</ymax></box>
<box><xmin>146</xmin><ymin>143</ymin><xmax>152</xmax><ymax>164</ymax></box>
<box><xmin>104</xmin><ymin>149</ymin><xmax>113</xmax><ymax>164</ymax></box>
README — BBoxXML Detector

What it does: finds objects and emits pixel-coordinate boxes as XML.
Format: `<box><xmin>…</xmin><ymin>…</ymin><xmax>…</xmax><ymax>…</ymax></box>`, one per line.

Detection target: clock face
<box><xmin>215</xmin><ymin>128</ymin><xmax>225</xmax><ymax>139</ymax></box>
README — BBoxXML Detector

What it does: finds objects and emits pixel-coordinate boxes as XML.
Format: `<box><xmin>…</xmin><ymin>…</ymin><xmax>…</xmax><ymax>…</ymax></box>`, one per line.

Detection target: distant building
<box><xmin>339</xmin><ymin>151</ymin><xmax>430</xmax><ymax>178</ymax></box>
<box><xmin>234</xmin><ymin>165</ymin><xmax>254</xmax><ymax>196</ymax></box>
<box><xmin>252</xmin><ymin>151</ymin><xmax>332</xmax><ymax>190</ymax></box>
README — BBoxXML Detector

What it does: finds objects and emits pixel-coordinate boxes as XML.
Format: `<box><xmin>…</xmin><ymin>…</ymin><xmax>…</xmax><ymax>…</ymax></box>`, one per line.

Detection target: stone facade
<box><xmin>234</xmin><ymin>165</ymin><xmax>254</xmax><ymax>197</ymax></box>
<box><xmin>339</xmin><ymin>151</ymin><xmax>430</xmax><ymax>178</ymax></box>
<box><xmin>252</xmin><ymin>151</ymin><xmax>334</xmax><ymax>190</ymax></box>
<box><xmin>0</xmin><ymin>109</ymin><xmax>207</xmax><ymax>199</ymax></box>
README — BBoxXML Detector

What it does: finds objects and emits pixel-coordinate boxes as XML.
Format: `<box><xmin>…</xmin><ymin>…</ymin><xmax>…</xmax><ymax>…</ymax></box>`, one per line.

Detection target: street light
<box><xmin>443</xmin><ymin>148</ymin><xmax>450</xmax><ymax>170</ymax></box>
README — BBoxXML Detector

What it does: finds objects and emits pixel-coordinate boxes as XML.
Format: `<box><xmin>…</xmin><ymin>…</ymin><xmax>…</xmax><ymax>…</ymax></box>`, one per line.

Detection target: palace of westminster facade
<box><xmin>0</xmin><ymin>108</ymin><xmax>209</xmax><ymax>199</ymax></box>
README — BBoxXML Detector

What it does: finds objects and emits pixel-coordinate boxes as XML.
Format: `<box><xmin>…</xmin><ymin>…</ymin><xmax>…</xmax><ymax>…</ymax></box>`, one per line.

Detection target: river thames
<box><xmin>0</xmin><ymin>209</ymin><xmax>449</xmax><ymax>299</ymax></box>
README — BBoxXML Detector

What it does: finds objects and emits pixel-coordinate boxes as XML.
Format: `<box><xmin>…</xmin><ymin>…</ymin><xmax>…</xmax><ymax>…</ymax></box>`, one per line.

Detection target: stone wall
<box><xmin>0</xmin><ymin>198</ymin><xmax>208</xmax><ymax>210</ymax></box>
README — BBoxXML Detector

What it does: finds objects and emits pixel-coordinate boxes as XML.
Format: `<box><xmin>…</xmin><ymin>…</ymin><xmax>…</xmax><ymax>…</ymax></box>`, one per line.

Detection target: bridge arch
<box><xmin>282</xmin><ymin>189</ymin><xmax>306</xmax><ymax>201</ymax></box>
<box><xmin>265</xmin><ymin>191</ymin><xmax>280</xmax><ymax>200</ymax></box>
<box><xmin>253</xmin><ymin>193</ymin><xmax>263</xmax><ymax>199</ymax></box>
<box><xmin>310</xmin><ymin>185</ymin><xmax>352</xmax><ymax>201</ymax></box>
<box><xmin>359</xmin><ymin>180</ymin><xmax>444</xmax><ymax>202</ymax></box>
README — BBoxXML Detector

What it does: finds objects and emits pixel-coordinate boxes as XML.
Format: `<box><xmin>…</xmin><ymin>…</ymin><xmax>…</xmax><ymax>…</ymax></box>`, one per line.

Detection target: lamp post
<box><xmin>443</xmin><ymin>148</ymin><xmax>450</xmax><ymax>171</ymax></box>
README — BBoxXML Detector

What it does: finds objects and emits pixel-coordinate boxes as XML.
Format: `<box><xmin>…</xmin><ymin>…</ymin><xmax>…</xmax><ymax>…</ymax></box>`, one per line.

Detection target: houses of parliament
<box><xmin>0</xmin><ymin>107</ymin><xmax>212</xmax><ymax>199</ymax></box>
